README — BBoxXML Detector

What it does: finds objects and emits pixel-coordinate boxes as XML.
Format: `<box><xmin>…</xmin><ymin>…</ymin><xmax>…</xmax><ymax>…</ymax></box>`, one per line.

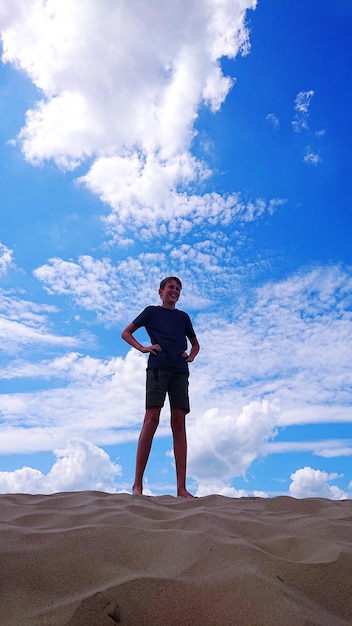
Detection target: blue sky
<box><xmin>0</xmin><ymin>0</ymin><xmax>351</xmax><ymax>498</ymax></box>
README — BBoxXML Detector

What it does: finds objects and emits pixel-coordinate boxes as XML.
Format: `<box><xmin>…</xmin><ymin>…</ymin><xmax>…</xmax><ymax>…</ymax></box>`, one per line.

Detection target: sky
<box><xmin>0</xmin><ymin>0</ymin><xmax>351</xmax><ymax>499</ymax></box>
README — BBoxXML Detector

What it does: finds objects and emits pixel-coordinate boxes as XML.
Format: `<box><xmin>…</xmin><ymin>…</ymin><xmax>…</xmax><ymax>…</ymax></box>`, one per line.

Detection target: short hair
<box><xmin>159</xmin><ymin>276</ymin><xmax>182</xmax><ymax>290</ymax></box>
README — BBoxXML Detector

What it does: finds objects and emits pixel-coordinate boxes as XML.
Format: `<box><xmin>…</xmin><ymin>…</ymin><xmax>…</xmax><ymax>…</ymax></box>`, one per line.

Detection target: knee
<box><xmin>144</xmin><ymin>408</ymin><xmax>160</xmax><ymax>429</ymax></box>
<box><xmin>171</xmin><ymin>409</ymin><xmax>186</xmax><ymax>433</ymax></box>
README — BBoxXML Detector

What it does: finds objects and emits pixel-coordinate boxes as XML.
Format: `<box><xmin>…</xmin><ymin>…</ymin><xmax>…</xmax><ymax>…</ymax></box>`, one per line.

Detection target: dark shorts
<box><xmin>146</xmin><ymin>367</ymin><xmax>190</xmax><ymax>413</ymax></box>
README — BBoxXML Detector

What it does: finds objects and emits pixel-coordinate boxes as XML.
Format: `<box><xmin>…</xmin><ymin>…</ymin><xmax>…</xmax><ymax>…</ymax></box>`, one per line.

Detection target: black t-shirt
<box><xmin>133</xmin><ymin>305</ymin><xmax>196</xmax><ymax>372</ymax></box>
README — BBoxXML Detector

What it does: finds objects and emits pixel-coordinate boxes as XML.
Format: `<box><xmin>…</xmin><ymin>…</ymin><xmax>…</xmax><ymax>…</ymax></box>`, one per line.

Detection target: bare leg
<box><xmin>171</xmin><ymin>408</ymin><xmax>194</xmax><ymax>498</ymax></box>
<box><xmin>132</xmin><ymin>407</ymin><xmax>161</xmax><ymax>495</ymax></box>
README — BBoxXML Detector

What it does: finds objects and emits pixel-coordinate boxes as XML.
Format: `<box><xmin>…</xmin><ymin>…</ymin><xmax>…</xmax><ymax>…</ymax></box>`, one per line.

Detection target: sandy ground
<box><xmin>1</xmin><ymin>492</ymin><xmax>352</xmax><ymax>625</ymax></box>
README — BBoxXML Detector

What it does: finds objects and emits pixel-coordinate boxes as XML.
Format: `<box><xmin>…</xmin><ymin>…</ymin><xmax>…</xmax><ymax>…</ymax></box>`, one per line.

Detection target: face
<box><xmin>159</xmin><ymin>280</ymin><xmax>181</xmax><ymax>307</ymax></box>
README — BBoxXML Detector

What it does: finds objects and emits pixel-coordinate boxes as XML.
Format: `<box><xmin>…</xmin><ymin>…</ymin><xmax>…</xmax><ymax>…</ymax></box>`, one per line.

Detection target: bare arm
<box><xmin>184</xmin><ymin>335</ymin><xmax>200</xmax><ymax>362</ymax></box>
<box><xmin>121</xmin><ymin>323</ymin><xmax>162</xmax><ymax>355</ymax></box>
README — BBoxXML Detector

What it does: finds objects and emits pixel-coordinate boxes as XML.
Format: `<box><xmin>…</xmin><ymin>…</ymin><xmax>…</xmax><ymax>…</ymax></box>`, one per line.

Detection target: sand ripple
<box><xmin>1</xmin><ymin>493</ymin><xmax>352</xmax><ymax>625</ymax></box>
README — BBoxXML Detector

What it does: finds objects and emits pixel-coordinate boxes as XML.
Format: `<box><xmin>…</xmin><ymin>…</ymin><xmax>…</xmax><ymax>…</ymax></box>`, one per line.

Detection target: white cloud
<box><xmin>316</xmin><ymin>446</ymin><xmax>352</xmax><ymax>458</ymax></box>
<box><xmin>289</xmin><ymin>467</ymin><xmax>348</xmax><ymax>500</ymax></box>
<box><xmin>195</xmin><ymin>482</ymin><xmax>249</xmax><ymax>498</ymax></box>
<box><xmin>2</xmin><ymin>263</ymin><xmax>352</xmax><ymax>492</ymax></box>
<box><xmin>33</xmin><ymin>210</ymin><xmax>288</xmax><ymax>321</ymax></box>
<box><xmin>1</xmin><ymin>2</ymin><xmax>349</xmax><ymax>498</ymax></box>
<box><xmin>0</xmin><ymin>439</ymin><xmax>121</xmax><ymax>494</ymax></box>
<box><xmin>0</xmin><ymin>289</ymin><xmax>57</xmax><ymax>324</ymax></box>
<box><xmin>0</xmin><ymin>289</ymin><xmax>81</xmax><ymax>354</ymax></box>
<box><xmin>194</xmin><ymin>482</ymin><xmax>268</xmax><ymax>498</ymax></box>
<box><xmin>192</xmin><ymin>264</ymin><xmax>352</xmax><ymax>424</ymax></box>
<box><xmin>2</xmin><ymin>0</ymin><xmax>255</xmax><ymax>161</ymax></box>
<box><xmin>33</xmin><ymin>254</ymin><xmax>171</xmax><ymax>323</ymax></box>
<box><xmin>265</xmin><ymin>439</ymin><xmax>352</xmax><ymax>458</ymax></box>
<box><xmin>1</xmin><ymin>0</ymin><xmax>257</xmax><ymax>234</ymax></box>
<box><xmin>0</xmin><ymin>317</ymin><xmax>79</xmax><ymax>353</ymax></box>
<box><xmin>304</xmin><ymin>147</ymin><xmax>321</xmax><ymax>166</ymax></box>
<box><xmin>292</xmin><ymin>90</ymin><xmax>314</xmax><ymax>132</ymax></box>
<box><xmin>265</xmin><ymin>113</ymin><xmax>279</xmax><ymax>130</ymax></box>
<box><xmin>0</xmin><ymin>351</ymin><xmax>114</xmax><ymax>382</ymax></box>
<box><xmin>187</xmin><ymin>401</ymin><xmax>279</xmax><ymax>484</ymax></box>
<box><xmin>0</xmin><ymin>350</ymin><xmax>147</xmax><ymax>454</ymax></box>
<box><xmin>81</xmin><ymin>169</ymin><xmax>283</xmax><ymax>240</ymax></box>
<box><xmin>0</xmin><ymin>242</ymin><xmax>14</xmax><ymax>275</ymax></box>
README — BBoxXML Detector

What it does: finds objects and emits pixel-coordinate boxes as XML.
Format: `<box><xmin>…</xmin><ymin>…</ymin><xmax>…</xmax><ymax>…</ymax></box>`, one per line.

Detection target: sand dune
<box><xmin>1</xmin><ymin>492</ymin><xmax>352</xmax><ymax>625</ymax></box>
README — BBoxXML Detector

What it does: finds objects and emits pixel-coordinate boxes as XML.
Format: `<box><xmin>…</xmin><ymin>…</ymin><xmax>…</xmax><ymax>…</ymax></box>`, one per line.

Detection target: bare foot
<box><xmin>177</xmin><ymin>489</ymin><xmax>195</xmax><ymax>499</ymax></box>
<box><xmin>132</xmin><ymin>484</ymin><xmax>142</xmax><ymax>495</ymax></box>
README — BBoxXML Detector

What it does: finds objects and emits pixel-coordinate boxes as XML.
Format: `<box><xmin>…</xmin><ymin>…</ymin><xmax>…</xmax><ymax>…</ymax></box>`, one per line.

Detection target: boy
<box><xmin>121</xmin><ymin>276</ymin><xmax>200</xmax><ymax>497</ymax></box>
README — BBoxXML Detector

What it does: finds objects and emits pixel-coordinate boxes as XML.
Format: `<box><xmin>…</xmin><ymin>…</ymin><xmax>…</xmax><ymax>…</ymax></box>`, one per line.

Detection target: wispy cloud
<box><xmin>292</xmin><ymin>90</ymin><xmax>314</xmax><ymax>132</ymax></box>
<box><xmin>0</xmin><ymin>290</ymin><xmax>81</xmax><ymax>354</ymax></box>
<box><xmin>82</xmin><ymin>179</ymin><xmax>284</xmax><ymax>241</ymax></box>
<box><xmin>265</xmin><ymin>440</ymin><xmax>352</xmax><ymax>458</ymax></box>
<box><xmin>304</xmin><ymin>147</ymin><xmax>321</xmax><ymax>166</ymax></box>
<box><xmin>33</xmin><ymin>219</ymin><xmax>288</xmax><ymax>322</ymax></box>
<box><xmin>0</xmin><ymin>242</ymin><xmax>14</xmax><ymax>275</ymax></box>
<box><xmin>266</xmin><ymin>113</ymin><xmax>280</xmax><ymax>130</ymax></box>
<box><xmin>0</xmin><ymin>349</ymin><xmax>146</xmax><ymax>454</ymax></box>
